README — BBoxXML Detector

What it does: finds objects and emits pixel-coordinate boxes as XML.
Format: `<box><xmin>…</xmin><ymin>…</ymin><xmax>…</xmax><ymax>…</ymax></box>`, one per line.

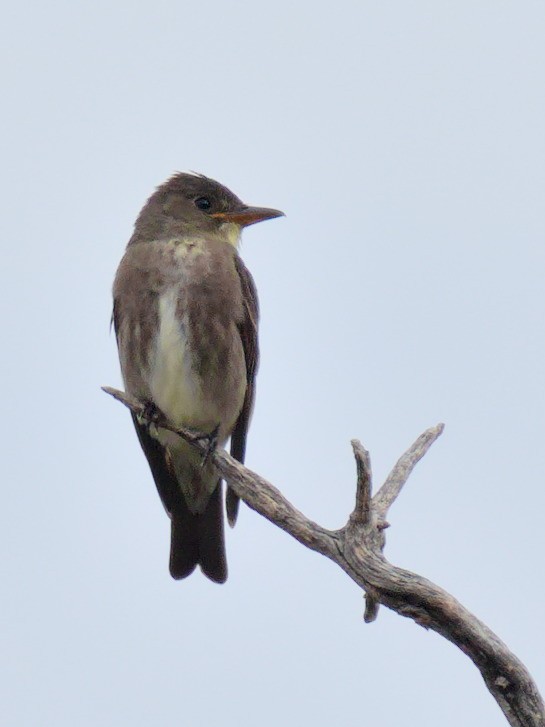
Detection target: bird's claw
<box><xmin>137</xmin><ymin>400</ymin><xmax>163</xmax><ymax>432</ymax></box>
<box><xmin>200</xmin><ymin>424</ymin><xmax>220</xmax><ymax>468</ymax></box>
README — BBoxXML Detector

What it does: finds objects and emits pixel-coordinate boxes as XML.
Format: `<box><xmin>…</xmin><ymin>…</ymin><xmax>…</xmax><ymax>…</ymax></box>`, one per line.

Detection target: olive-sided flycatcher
<box><xmin>112</xmin><ymin>172</ymin><xmax>283</xmax><ymax>583</ymax></box>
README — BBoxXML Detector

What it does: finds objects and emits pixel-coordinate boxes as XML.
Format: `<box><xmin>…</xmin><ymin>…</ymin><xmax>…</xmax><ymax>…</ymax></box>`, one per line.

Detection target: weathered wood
<box><xmin>103</xmin><ymin>385</ymin><xmax>545</xmax><ymax>727</ymax></box>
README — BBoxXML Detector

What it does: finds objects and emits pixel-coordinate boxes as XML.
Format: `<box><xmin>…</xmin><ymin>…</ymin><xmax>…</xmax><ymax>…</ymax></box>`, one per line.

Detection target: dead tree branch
<box><xmin>103</xmin><ymin>385</ymin><xmax>545</xmax><ymax>727</ymax></box>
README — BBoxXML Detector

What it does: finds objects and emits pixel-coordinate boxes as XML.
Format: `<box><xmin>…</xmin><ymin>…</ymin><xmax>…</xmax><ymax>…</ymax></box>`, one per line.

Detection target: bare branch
<box><xmin>373</xmin><ymin>423</ymin><xmax>444</xmax><ymax>519</ymax></box>
<box><xmin>350</xmin><ymin>439</ymin><xmax>372</xmax><ymax>525</ymax></box>
<box><xmin>102</xmin><ymin>387</ymin><xmax>338</xmax><ymax>555</ymax></box>
<box><xmin>350</xmin><ymin>440</ymin><xmax>382</xmax><ymax>621</ymax></box>
<box><xmin>102</xmin><ymin>386</ymin><xmax>144</xmax><ymax>414</ymax></box>
<box><xmin>103</xmin><ymin>387</ymin><xmax>544</xmax><ymax>727</ymax></box>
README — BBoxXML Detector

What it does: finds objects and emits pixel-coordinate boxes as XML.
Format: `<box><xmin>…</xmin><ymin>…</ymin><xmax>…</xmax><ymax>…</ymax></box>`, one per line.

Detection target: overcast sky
<box><xmin>2</xmin><ymin>2</ymin><xmax>544</xmax><ymax>725</ymax></box>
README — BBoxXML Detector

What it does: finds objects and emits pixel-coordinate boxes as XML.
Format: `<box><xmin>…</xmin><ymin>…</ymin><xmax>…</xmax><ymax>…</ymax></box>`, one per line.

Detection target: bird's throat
<box><xmin>219</xmin><ymin>222</ymin><xmax>242</xmax><ymax>248</ymax></box>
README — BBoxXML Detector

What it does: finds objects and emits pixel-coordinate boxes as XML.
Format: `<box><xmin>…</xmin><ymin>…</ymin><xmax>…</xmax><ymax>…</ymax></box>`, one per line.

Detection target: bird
<box><xmin>112</xmin><ymin>172</ymin><xmax>283</xmax><ymax>583</ymax></box>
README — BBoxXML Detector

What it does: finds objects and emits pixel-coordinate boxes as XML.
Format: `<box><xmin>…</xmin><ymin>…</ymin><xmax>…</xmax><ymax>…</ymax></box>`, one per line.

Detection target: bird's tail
<box><xmin>169</xmin><ymin>481</ymin><xmax>227</xmax><ymax>584</ymax></box>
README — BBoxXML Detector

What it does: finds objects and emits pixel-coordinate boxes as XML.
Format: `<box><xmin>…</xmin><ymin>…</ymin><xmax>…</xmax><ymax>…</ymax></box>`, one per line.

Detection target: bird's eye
<box><xmin>194</xmin><ymin>197</ymin><xmax>211</xmax><ymax>211</ymax></box>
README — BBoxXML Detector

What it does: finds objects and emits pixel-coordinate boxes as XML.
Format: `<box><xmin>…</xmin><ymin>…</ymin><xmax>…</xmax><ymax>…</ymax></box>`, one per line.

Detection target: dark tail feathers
<box><xmin>169</xmin><ymin>481</ymin><xmax>227</xmax><ymax>584</ymax></box>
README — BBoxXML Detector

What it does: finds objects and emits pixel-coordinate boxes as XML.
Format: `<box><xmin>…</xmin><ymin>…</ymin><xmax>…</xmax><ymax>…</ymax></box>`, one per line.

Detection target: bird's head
<box><xmin>130</xmin><ymin>172</ymin><xmax>284</xmax><ymax>247</ymax></box>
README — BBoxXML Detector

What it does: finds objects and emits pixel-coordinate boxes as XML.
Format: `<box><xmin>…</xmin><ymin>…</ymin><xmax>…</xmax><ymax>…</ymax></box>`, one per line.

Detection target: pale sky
<box><xmin>2</xmin><ymin>2</ymin><xmax>544</xmax><ymax>725</ymax></box>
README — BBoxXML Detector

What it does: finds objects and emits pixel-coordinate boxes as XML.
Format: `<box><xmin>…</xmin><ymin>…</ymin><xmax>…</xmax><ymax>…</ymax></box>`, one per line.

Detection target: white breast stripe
<box><xmin>150</xmin><ymin>289</ymin><xmax>197</xmax><ymax>426</ymax></box>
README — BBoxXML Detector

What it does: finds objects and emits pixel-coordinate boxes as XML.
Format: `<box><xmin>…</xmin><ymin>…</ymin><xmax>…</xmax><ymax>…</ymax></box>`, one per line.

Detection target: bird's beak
<box><xmin>211</xmin><ymin>206</ymin><xmax>285</xmax><ymax>227</ymax></box>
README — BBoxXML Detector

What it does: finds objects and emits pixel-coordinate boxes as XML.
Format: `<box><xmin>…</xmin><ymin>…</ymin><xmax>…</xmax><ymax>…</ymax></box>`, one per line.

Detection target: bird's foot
<box><xmin>137</xmin><ymin>400</ymin><xmax>164</xmax><ymax>432</ymax></box>
<box><xmin>199</xmin><ymin>424</ymin><xmax>220</xmax><ymax>468</ymax></box>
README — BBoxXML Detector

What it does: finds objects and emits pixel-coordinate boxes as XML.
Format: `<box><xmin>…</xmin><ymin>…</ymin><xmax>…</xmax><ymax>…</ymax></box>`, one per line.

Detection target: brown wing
<box><xmin>112</xmin><ymin>297</ymin><xmax>182</xmax><ymax>518</ymax></box>
<box><xmin>226</xmin><ymin>255</ymin><xmax>259</xmax><ymax>526</ymax></box>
